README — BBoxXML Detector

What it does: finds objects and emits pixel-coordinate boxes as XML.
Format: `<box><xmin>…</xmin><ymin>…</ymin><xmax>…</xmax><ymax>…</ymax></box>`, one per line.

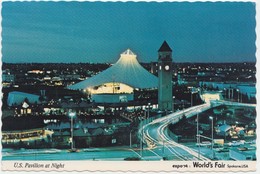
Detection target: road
<box><xmin>139</xmin><ymin>100</ymin><xmax>256</xmax><ymax>161</ymax></box>
<box><xmin>140</xmin><ymin>103</ymin><xmax>214</xmax><ymax>161</ymax></box>
<box><xmin>2</xmin><ymin>147</ymin><xmax>141</xmax><ymax>161</ymax></box>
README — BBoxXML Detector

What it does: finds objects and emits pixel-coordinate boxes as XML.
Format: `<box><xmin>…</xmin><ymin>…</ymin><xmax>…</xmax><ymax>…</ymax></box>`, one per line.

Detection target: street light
<box><xmin>196</xmin><ymin>109</ymin><xmax>201</xmax><ymax>160</ymax></box>
<box><xmin>231</xmin><ymin>88</ymin><xmax>234</xmax><ymax>101</ymax></box>
<box><xmin>191</xmin><ymin>91</ymin><xmax>193</xmax><ymax>107</ymax></box>
<box><xmin>181</xmin><ymin>100</ymin><xmax>185</xmax><ymax>112</ymax></box>
<box><xmin>189</xmin><ymin>87</ymin><xmax>194</xmax><ymax>107</ymax></box>
<box><xmin>147</xmin><ymin>103</ymin><xmax>151</xmax><ymax>119</ymax></box>
<box><xmin>139</xmin><ymin>117</ymin><xmax>144</xmax><ymax>158</ymax></box>
<box><xmin>130</xmin><ymin>129</ymin><xmax>134</xmax><ymax>148</ymax></box>
<box><xmin>209</xmin><ymin>116</ymin><xmax>214</xmax><ymax>159</ymax></box>
<box><xmin>172</xmin><ymin>96</ymin><xmax>175</xmax><ymax>112</ymax></box>
<box><xmin>69</xmin><ymin>111</ymin><xmax>76</xmax><ymax>151</ymax></box>
<box><xmin>236</xmin><ymin>89</ymin><xmax>240</xmax><ymax>102</ymax></box>
<box><xmin>228</xmin><ymin>87</ymin><xmax>231</xmax><ymax>100</ymax></box>
<box><xmin>163</xmin><ymin>140</ymin><xmax>165</xmax><ymax>157</ymax></box>
<box><xmin>223</xmin><ymin>88</ymin><xmax>226</xmax><ymax>100</ymax></box>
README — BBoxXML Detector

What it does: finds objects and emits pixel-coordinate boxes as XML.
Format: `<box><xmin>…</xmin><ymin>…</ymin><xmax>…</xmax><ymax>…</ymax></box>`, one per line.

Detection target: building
<box><xmin>68</xmin><ymin>49</ymin><xmax>158</xmax><ymax>104</ymax></box>
<box><xmin>7</xmin><ymin>91</ymin><xmax>41</xmax><ymax>107</ymax></box>
<box><xmin>2</xmin><ymin>73</ymin><xmax>15</xmax><ymax>83</ymax></box>
<box><xmin>2</xmin><ymin>70</ymin><xmax>15</xmax><ymax>88</ymax></box>
<box><xmin>158</xmin><ymin>41</ymin><xmax>173</xmax><ymax>111</ymax></box>
<box><xmin>200</xmin><ymin>91</ymin><xmax>223</xmax><ymax>103</ymax></box>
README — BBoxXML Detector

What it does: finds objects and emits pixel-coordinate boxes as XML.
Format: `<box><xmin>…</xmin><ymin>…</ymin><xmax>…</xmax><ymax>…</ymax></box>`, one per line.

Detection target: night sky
<box><xmin>2</xmin><ymin>1</ymin><xmax>256</xmax><ymax>63</ymax></box>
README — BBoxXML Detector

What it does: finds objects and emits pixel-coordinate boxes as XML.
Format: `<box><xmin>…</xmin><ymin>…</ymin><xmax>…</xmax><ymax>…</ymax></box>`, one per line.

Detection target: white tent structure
<box><xmin>68</xmin><ymin>49</ymin><xmax>158</xmax><ymax>91</ymax></box>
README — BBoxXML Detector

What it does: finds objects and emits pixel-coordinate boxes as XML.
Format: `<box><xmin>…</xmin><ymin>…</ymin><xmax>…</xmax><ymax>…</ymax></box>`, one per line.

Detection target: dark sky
<box><xmin>2</xmin><ymin>1</ymin><xmax>256</xmax><ymax>63</ymax></box>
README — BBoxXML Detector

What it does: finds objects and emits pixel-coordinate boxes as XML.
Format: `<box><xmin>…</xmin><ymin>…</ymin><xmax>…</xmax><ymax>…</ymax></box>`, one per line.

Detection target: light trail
<box><xmin>140</xmin><ymin>100</ymin><xmax>250</xmax><ymax>160</ymax></box>
<box><xmin>142</xmin><ymin>120</ymin><xmax>186</xmax><ymax>160</ymax></box>
<box><xmin>140</xmin><ymin>103</ymin><xmax>214</xmax><ymax>161</ymax></box>
<box><xmin>129</xmin><ymin>149</ymin><xmax>142</xmax><ymax>158</ymax></box>
<box><xmin>147</xmin><ymin>149</ymin><xmax>161</xmax><ymax>158</ymax></box>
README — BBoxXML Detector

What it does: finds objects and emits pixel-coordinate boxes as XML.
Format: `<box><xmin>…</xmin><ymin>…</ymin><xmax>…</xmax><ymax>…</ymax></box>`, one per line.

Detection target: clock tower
<box><xmin>158</xmin><ymin>41</ymin><xmax>173</xmax><ymax>111</ymax></box>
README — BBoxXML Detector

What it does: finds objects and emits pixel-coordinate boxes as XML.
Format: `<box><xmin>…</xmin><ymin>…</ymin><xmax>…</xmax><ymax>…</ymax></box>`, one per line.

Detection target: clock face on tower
<box><xmin>164</xmin><ymin>65</ymin><xmax>170</xmax><ymax>71</ymax></box>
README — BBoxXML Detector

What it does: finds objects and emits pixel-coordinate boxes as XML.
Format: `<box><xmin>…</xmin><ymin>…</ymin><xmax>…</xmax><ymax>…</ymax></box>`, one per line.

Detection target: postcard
<box><xmin>1</xmin><ymin>0</ymin><xmax>259</xmax><ymax>173</ymax></box>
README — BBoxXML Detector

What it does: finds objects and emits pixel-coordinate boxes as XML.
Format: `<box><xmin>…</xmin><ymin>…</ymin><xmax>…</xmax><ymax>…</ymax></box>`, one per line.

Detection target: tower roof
<box><xmin>158</xmin><ymin>41</ymin><xmax>172</xmax><ymax>52</ymax></box>
<box><xmin>121</xmin><ymin>49</ymin><xmax>135</xmax><ymax>55</ymax></box>
<box><xmin>68</xmin><ymin>49</ymin><xmax>158</xmax><ymax>90</ymax></box>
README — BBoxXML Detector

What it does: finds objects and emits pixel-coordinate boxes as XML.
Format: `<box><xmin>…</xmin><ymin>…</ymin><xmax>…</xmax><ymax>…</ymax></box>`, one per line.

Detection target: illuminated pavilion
<box><xmin>68</xmin><ymin>49</ymin><xmax>158</xmax><ymax>103</ymax></box>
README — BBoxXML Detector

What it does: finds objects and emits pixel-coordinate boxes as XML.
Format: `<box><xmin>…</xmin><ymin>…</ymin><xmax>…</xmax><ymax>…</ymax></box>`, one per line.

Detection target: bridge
<box><xmin>210</xmin><ymin>100</ymin><xmax>256</xmax><ymax>107</ymax></box>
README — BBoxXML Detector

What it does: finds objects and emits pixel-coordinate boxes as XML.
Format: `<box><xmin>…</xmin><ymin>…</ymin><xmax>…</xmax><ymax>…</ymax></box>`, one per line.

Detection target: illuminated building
<box><xmin>68</xmin><ymin>49</ymin><xmax>158</xmax><ymax>104</ymax></box>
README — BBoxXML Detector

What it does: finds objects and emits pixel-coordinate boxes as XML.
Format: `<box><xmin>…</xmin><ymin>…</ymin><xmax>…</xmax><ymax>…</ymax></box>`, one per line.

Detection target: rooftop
<box><xmin>158</xmin><ymin>41</ymin><xmax>172</xmax><ymax>52</ymax></box>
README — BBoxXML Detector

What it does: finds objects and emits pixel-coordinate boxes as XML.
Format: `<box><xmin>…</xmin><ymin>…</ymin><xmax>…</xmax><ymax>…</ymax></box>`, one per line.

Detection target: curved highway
<box><xmin>139</xmin><ymin>100</ymin><xmax>255</xmax><ymax>161</ymax></box>
<box><xmin>140</xmin><ymin>103</ymin><xmax>214</xmax><ymax>161</ymax></box>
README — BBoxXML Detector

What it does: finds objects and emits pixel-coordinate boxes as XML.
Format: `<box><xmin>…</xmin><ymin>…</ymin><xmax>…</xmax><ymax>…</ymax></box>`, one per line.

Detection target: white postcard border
<box><xmin>0</xmin><ymin>0</ymin><xmax>259</xmax><ymax>174</ymax></box>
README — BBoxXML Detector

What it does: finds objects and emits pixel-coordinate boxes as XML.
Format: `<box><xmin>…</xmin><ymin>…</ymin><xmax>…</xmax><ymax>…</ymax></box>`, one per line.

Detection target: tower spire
<box><xmin>158</xmin><ymin>41</ymin><xmax>172</xmax><ymax>52</ymax></box>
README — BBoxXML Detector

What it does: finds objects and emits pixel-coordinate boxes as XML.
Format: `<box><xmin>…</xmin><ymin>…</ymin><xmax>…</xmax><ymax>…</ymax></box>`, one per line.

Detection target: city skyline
<box><xmin>2</xmin><ymin>1</ymin><xmax>256</xmax><ymax>63</ymax></box>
